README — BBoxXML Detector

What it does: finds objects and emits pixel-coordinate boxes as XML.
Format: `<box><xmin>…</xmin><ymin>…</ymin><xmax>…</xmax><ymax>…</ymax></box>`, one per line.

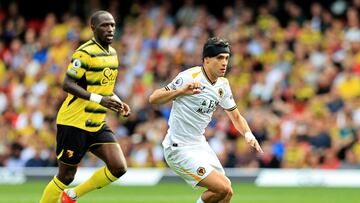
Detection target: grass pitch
<box><xmin>0</xmin><ymin>181</ymin><xmax>357</xmax><ymax>203</ymax></box>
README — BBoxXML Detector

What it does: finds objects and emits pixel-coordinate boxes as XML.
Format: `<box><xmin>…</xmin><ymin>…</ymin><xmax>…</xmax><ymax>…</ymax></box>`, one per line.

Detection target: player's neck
<box><xmin>203</xmin><ymin>66</ymin><xmax>218</xmax><ymax>84</ymax></box>
<box><xmin>92</xmin><ymin>37</ymin><xmax>110</xmax><ymax>52</ymax></box>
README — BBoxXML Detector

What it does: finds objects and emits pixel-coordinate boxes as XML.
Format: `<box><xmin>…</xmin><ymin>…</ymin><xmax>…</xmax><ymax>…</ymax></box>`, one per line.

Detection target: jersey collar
<box><xmin>201</xmin><ymin>66</ymin><xmax>217</xmax><ymax>85</ymax></box>
<box><xmin>91</xmin><ymin>38</ymin><xmax>110</xmax><ymax>55</ymax></box>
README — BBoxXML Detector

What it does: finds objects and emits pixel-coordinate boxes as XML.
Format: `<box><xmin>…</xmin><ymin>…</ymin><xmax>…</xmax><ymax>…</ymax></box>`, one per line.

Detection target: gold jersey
<box><xmin>57</xmin><ymin>39</ymin><xmax>118</xmax><ymax>132</ymax></box>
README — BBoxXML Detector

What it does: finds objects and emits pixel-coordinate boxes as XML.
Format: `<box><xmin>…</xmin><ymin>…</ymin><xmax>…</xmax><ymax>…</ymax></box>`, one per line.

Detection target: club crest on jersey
<box><xmin>197</xmin><ymin>167</ymin><xmax>206</xmax><ymax>176</ymax></box>
<box><xmin>72</xmin><ymin>59</ymin><xmax>81</xmax><ymax>68</ymax></box>
<box><xmin>218</xmin><ymin>88</ymin><xmax>224</xmax><ymax>97</ymax></box>
<box><xmin>66</xmin><ymin>150</ymin><xmax>74</xmax><ymax>158</ymax></box>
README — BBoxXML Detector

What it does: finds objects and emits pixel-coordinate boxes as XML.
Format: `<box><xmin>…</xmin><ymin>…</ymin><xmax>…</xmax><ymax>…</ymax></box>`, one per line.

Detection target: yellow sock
<box><xmin>74</xmin><ymin>166</ymin><xmax>118</xmax><ymax>198</ymax></box>
<box><xmin>39</xmin><ymin>176</ymin><xmax>67</xmax><ymax>203</ymax></box>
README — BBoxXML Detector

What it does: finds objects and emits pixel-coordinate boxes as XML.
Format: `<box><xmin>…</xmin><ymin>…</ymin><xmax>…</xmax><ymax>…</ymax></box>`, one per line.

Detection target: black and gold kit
<box><xmin>56</xmin><ymin>38</ymin><xmax>118</xmax><ymax>132</ymax></box>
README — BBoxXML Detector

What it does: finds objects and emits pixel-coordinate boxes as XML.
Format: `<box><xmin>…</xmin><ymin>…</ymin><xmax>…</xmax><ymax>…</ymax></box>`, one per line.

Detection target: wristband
<box><xmin>90</xmin><ymin>93</ymin><xmax>103</xmax><ymax>104</ymax></box>
<box><xmin>244</xmin><ymin>131</ymin><xmax>255</xmax><ymax>140</ymax></box>
<box><xmin>111</xmin><ymin>94</ymin><xmax>122</xmax><ymax>103</ymax></box>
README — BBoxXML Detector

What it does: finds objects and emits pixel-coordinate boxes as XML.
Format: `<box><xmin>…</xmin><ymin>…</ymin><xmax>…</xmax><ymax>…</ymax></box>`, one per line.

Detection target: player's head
<box><xmin>202</xmin><ymin>37</ymin><xmax>231</xmax><ymax>77</ymax></box>
<box><xmin>202</xmin><ymin>37</ymin><xmax>231</xmax><ymax>60</ymax></box>
<box><xmin>90</xmin><ymin>10</ymin><xmax>115</xmax><ymax>45</ymax></box>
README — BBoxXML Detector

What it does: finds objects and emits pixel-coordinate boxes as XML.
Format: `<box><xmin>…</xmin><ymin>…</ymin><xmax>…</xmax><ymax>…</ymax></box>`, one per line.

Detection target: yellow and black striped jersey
<box><xmin>56</xmin><ymin>38</ymin><xmax>118</xmax><ymax>132</ymax></box>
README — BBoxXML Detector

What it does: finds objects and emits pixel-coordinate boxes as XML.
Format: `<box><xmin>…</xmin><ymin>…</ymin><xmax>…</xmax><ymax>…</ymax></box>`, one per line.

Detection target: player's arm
<box><xmin>149</xmin><ymin>82</ymin><xmax>201</xmax><ymax>104</ymax></box>
<box><xmin>63</xmin><ymin>51</ymin><xmax>122</xmax><ymax>112</ymax></box>
<box><xmin>225</xmin><ymin>109</ymin><xmax>263</xmax><ymax>153</ymax></box>
<box><xmin>148</xmin><ymin>87</ymin><xmax>181</xmax><ymax>104</ymax></box>
<box><xmin>62</xmin><ymin>75</ymin><xmax>91</xmax><ymax>100</ymax></box>
<box><xmin>62</xmin><ymin>75</ymin><xmax>122</xmax><ymax>112</ymax></box>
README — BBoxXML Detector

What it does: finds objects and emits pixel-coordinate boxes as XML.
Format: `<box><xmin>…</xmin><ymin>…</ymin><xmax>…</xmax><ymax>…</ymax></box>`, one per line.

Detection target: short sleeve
<box><xmin>66</xmin><ymin>50</ymin><xmax>90</xmax><ymax>80</ymax></box>
<box><xmin>220</xmin><ymin>82</ymin><xmax>237</xmax><ymax>111</ymax></box>
<box><xmin>165</xmin><ymin>71</ymin><xmax>191</xmax><ymax>91</ymax></box>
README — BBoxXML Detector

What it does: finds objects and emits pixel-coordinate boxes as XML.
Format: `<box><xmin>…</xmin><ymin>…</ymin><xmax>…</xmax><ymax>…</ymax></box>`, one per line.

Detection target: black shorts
<box><xmin>56</xmin><ymin>124</ymin><xmax>117</xmax><ymax>165</ymax></box>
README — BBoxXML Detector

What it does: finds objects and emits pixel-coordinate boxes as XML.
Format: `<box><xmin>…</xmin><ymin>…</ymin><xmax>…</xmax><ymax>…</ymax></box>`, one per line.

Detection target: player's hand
<box><xmin>119</xmin><ymin>102</ymin><xmax>131</xmax><ymax>117</ymax></box>
<box><xmin>100</xmin><ymin>96</ymin><xmax>123</xmax><ymax>112</ymax></box>
<box><xmin>110</xmin><ymin>95</ymin><xmax>131</xmax><ymax>116</ymax></box>
<box><xmin>245</xmin><ymin>132</ymin><xmax>263</xmax><ymax>153</ymax></box>
<box><xmin>180</xmin><ymin>82</ymin><xmax>202</xmax><ymax>95</ymax></box>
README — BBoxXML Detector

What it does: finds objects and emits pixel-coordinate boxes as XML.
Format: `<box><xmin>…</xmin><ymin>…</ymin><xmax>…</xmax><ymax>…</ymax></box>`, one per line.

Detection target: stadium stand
<box><xmin>0</xmin><ymin>0</ymin><xmax>359</xmax><ymax>171</ymax></box>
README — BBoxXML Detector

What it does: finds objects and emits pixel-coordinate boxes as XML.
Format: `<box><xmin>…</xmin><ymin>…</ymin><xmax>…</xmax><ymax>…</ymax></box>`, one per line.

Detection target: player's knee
<box><xmin>109</xmin><ymin>164</ymin><xmax>127</xmax><ymax>178</ymax></box>
<box><xmin>58</xmin><ymin>171</ymin><xmax>76</xmax><ymax>185</ymax></box>
<box><xmin>217</xmin><ymin>184</ymin><xmax>233</xmax><ymax>199</ymax></box>
<box><xmin>227</xmin><ymin>186</ymin><xmax>233</xmax><ymax>198</ymax></box>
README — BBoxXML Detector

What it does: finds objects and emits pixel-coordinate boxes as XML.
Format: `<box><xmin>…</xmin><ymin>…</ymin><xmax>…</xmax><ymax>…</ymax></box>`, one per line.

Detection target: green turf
<box><xmin>0</xmin><ymin>181</ymin><xmax>358</xmax><ymax>203</ymax></box>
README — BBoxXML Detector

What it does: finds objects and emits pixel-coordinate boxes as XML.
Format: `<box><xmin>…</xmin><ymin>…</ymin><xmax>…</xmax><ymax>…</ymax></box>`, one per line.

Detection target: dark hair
<box><xmin>202</xmin><ymin>37</ymin><xmax>231</xmax><ymax>59</ymax></box>
<box><xmin>90</xmin><ymin>10</ymin><xmax>111</xmax><ymax>26</ymax></box>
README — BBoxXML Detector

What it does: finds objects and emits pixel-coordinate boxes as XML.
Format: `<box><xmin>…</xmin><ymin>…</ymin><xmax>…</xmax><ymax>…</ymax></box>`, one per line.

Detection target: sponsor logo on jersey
<box><xmin>197</xmin><ymin>99</ymin><xmax>219</xmax><ymax>114</ymax></box>
<box><xmin>101</xmin><ymin>68</ymin><xmax>117</xmax><ymax>85</ymax></box>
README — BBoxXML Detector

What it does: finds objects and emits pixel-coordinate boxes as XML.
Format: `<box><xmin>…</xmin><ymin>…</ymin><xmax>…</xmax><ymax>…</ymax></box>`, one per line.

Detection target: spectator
<box><xmin>0</xmin><ymin>0</ymin><xmax>359</xmax><ymax>170</ymax></box>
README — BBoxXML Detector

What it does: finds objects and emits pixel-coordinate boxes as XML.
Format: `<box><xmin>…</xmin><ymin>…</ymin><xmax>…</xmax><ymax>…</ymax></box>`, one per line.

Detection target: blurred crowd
<box><xmin>0</xmin><ymin>0</ymin><xmax>360</xmax><ymax>170</ymax></box>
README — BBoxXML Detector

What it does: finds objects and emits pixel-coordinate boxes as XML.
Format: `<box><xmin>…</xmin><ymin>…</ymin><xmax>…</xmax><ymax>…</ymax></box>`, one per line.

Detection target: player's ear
<box><xmin>204</xmin><ymin>57</ymin><xmax>210</xmax><ymax>64</ymax></box>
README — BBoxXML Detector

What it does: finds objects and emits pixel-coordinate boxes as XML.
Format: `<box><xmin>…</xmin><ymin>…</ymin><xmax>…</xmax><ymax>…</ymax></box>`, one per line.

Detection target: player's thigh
<box><xmin>197</xmin><ymin>169</ymin><xmax>231</xmax><ymax>192</ymax></box>
<box><xmin>164</xmin><ymin>145</ymin><xmax>223</xmax><ymax>188</ymax></box>
<box><xmin>92</xmin><ymin>143</ymin><xmax>126</xmax><ymax>168</ymax></box>
<box><xmin>89</xmin><ymin>125</ymin><xmax>126</xmax><ymax>167</ymax></box>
